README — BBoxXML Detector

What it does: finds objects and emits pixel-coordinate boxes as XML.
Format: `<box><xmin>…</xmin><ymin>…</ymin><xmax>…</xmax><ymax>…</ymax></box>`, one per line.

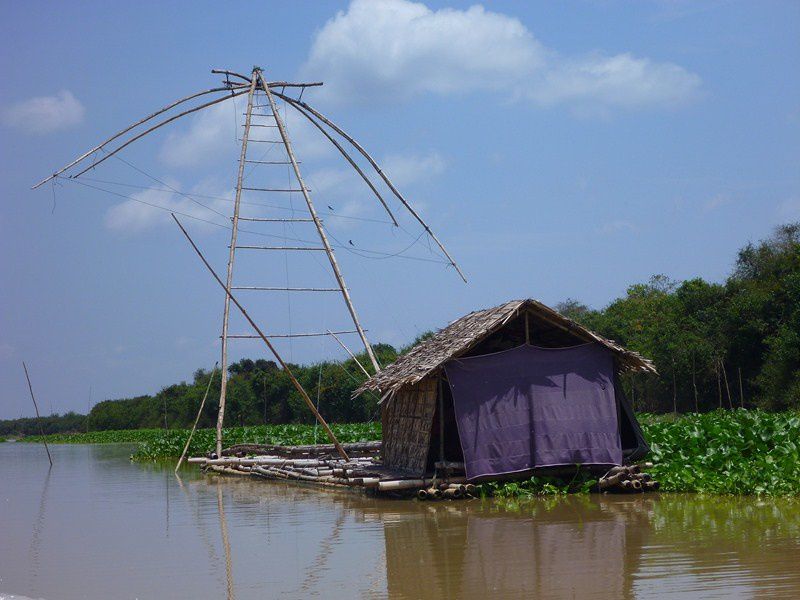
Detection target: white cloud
<box><xmin>303</xmin><ymin>0</ymin><xmax>701</xmax><ymax>111</ymax></box>
<box><xmin>1</xmin><ymin>90</ymin><xmax>85</xmax><ymax>134</ymax></box>
<box><xmin>305</xmin><ymin>0</ymin><xmax>543</xmax><ymax>103</ymax></box>
<box><xmin>104</xmin><ymin>179</ymin><xmax>233</xmax><ymax>233</ymax></box>
<box><xmin>160</xmin><ymin>96</ymin><xmax>331</xmax><ymax>169</ymax></box>
<box><xmin>529</xmin><ymin>53</ymin><xmax>701</xmax><ymax>111</ymax></box>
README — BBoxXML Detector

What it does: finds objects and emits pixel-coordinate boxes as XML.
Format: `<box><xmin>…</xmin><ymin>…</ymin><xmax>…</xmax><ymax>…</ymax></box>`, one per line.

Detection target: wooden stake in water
<box><xmin>22</xmin><ymin>362</ymin><xmax>52</xmax><ymax>466</ymax></box>
<box><xmin>176</xmin><ymin>363</ymin><xmax>218</xmax><ymax>473</ymax></box>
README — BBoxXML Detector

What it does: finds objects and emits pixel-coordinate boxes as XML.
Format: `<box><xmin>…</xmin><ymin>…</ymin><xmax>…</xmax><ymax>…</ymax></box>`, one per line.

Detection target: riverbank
<box><xmin>15</xmin><ymin>410</ymin><xmax>800</xmax><ymax>496</ymax></box>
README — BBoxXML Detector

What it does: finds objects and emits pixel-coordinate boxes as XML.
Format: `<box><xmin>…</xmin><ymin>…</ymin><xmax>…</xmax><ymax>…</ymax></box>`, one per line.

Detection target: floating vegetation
<box><xmin>641</xmin><ymin>409</ymin><xmax>800</xmax><ymax>496</ymax></box>
<box><xmin>485</xmin><ymin>410</ymin><xmax>800</xmax><ymax>497</ymax></box>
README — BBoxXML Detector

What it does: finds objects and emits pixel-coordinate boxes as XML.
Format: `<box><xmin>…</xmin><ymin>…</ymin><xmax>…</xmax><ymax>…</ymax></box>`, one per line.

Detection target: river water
<box><xmin>1</xmin><ymin>442</ymin><xmax>798</xmax><ymax>599</ymax></box>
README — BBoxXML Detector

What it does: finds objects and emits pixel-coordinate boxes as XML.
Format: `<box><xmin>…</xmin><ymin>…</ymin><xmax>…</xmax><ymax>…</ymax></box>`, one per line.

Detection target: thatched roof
<box><xmin>357</xmin><ymin>298</ymin><xmax>656</xmax><ymax>398</ymax></box>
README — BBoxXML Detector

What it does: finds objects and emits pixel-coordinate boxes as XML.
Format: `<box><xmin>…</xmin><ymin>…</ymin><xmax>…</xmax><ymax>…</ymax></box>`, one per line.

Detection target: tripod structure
<box><xmin>34</xmin><ymin>67</ymin><xmax>465</xmax><ymax>457</ymax></box>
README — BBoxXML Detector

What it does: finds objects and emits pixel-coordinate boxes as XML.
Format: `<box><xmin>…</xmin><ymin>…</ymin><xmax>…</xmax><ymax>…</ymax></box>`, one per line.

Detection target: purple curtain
<box><xmin>444</xmin><ymin>344</ymin><xmax>622</xmax><ymax>480</ymax></box>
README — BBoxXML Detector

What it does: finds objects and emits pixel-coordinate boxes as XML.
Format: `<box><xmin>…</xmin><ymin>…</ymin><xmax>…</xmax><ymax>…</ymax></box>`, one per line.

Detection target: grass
<box><xmin>19</xmin><ymin>410</ymin><xmax>800</xmax><ymax>496</ymax></box>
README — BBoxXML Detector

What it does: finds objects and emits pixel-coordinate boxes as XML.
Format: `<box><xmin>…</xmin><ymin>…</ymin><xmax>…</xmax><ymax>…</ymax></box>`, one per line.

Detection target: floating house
<box><xmin>357</xmin><ymin>299</ymin><xmax>656</xmax><ymax>481</ymax></box>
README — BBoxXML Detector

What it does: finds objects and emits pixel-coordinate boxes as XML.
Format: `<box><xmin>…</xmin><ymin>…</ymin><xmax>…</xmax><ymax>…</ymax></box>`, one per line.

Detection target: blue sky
<box><xmin>1</xmin><ymin>0</ymin><xmax>798</xmax><ymax>419</ymax></box>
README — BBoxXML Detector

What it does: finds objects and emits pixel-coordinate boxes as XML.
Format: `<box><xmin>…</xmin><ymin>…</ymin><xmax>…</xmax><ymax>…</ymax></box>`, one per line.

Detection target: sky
<box><xmin>1</xmin><ymin>0</ymin><xmax>798</xmax><ymax>419</ymax></box>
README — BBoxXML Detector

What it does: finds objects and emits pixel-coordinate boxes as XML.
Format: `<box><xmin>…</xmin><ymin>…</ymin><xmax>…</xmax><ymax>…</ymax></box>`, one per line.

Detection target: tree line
<box><xmin>2</xmin><ymin>222</ymin><xmax>797</xmax><ymax>437</ymax></box>
<box><xmin>559</xmin><ymin>222</ymin><xmax>799</xmax><ymax>413</ymax></box>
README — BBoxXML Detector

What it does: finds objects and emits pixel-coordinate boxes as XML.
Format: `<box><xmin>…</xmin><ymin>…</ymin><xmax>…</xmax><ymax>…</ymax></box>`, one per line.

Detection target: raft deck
<box><xmin>188</xmin><ymin>441</ymin><xmax>467</xmax><ymax>495</ymax></box>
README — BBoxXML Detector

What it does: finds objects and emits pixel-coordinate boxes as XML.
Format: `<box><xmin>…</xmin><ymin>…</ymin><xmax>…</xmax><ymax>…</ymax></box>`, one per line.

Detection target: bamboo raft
<box><xmin>190</xmin><ymin>442</ymin><xmax>657</xmax><ymax>499</ymax></box>
<box><xmin>188</xmin><ymin>441</ymin><xmax>473</xmax><ymax>498</ymax></box>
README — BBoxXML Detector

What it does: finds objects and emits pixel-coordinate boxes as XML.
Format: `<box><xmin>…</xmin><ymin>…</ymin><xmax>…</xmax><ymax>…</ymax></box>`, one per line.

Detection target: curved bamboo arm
<box><xmin>273</xmin><ymin>92</ymin><xmax>467</xmax><ymax>283</ymax></box>
<box><xmin>72</xmin><ymin>89</ymin><xmax>249</xmax><ymax>179</ymax></box>
<box><xmin>32</xmin><ymin>85</ymin><xmax>247</xmax><ymax>189</ymax></box>
<box><xmin>211</xmin><ymin>69</ymin><xmax>252</xmax><ymax>83</ymax></box>
<box><xmin>281</xmin><ymin>98</ymin><xmax>398</xmax><ymax>226</ymax></box>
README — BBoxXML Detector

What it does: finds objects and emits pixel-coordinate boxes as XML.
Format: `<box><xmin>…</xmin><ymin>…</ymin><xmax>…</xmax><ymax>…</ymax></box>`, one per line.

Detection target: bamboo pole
<box><xmin>377</xmin><ymin>476</ymin><xmax>466</xmax><ymax>492</ymax></box>
<box><xmin>721</xmin><ymin>360</ymin><xmax>733</xmax><ymax>410</ymax></box>
<box><xmin>258</xmin><ymin>71</ymin><xmax>381</xmax><ymax>374</ymax></box>
<box><xmin>31</xmin><ymin>86</ymin><xmax>247</xmax><ymax>189</ymax></box>
<box><xmin>176</xmin><ymin>363</ymin><xmax>218</xmax><ymax>472</ymax></box>
<box><xmin>171</xmin><ymin>214</ymin><xmax>350</xmax><ymax>461</ymax></box>
<box><xmin>525</xmin><ymin>311</ymin><xmax>530</xmax><ymax>344</ymax></box>
<box><xmin>285</xmin><ymin>100</ymin><xmax>398</xmax><ymax>226</ymax></box>
<box><xmin>672</xmin><ymin>358</ymin><xmax>677</xmax><ymax>414</ymax></box>
<box><xmin>22</xmin><ymin>362</ymin><xmax>52</xmax><ymax>466</ymax></box>
<box><xmin>71</xmin><ymin>89</ymin><xmax>249</xmax><ymax>179</ymax></box>
<box><xmin>216</xmin><ymin>73</ymin><xmax>258</xmax><ymax>458</ymax></box>
<box><xmin>738</xmin><ymin>367</ymin><xmax>745</xmax><ymax>408</ymax></box>
<box><xmin>438</xmin><ymin>377</ymin><xmax>445</xmax><ymax>466</ymax></box>
<box><xmin>273</xmin><ymin>92</ymin><xmax>467</xmax><ymax>283</ymax></box>
<box><xmin>327</xmin><ymin>329</ymin><xmax>371</xmax><ymax>377</ymax></box>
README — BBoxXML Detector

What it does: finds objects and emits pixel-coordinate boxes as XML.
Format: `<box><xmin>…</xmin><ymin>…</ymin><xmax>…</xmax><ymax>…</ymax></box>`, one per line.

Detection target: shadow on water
<box><xmin>2</xmin><ymin>443</ymin><xmax>798</xmax><ymax>599</ymax></box>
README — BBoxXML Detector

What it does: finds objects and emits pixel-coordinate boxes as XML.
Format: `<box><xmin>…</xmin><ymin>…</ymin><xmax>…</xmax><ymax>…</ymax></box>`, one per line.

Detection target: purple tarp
<box><xmin>444</xmin><ymin>343</ymin><xmax>622</xmax><ymax>480</ymax></box>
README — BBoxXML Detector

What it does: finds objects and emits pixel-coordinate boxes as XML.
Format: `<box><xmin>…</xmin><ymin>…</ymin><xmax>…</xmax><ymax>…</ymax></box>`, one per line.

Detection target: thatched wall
<box><xmin>381</xmin><ymin>378</ymin><xmax>437</xmax><ymax>475</ymax></box>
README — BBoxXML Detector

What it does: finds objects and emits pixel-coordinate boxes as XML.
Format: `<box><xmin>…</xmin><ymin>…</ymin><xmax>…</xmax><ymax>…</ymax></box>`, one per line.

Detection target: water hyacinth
<box><xmin>640</xmin><ymin>409</ymin><xmax>800</xmax><ymax>496</ymax></box>
<box><xmin>131</xmin><ymin>422</ymin><xmax>382</xmax><ymax>461</ymax></box>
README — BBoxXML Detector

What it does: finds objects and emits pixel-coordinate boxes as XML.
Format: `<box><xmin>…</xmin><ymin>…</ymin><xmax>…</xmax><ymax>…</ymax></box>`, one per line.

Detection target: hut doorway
<box><xmin>426</xmin><ymin>378</ymin><xmax>464</xmax><ymax>472</ymax></box>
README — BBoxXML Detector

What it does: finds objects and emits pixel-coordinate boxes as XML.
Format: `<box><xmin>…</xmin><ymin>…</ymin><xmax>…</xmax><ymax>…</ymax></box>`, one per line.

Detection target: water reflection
<box><xmin>1</xmin><ymin>443</ymin><xmax>798</xmax><ymax>600</ymax></box>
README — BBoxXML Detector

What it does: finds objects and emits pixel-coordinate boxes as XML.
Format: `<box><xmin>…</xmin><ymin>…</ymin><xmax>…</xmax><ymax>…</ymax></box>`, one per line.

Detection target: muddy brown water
<box><xmin>1</xmin><ymin>443</ymin><xmax>798</xmax><ymax>599</ymax></box>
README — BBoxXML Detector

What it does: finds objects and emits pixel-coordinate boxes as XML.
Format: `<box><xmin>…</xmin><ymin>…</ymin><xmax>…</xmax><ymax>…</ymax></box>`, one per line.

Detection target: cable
<box><xmin>110</xmin><ymin>153</ymin><xmax>229</xmax><ymax>220</ymax></box>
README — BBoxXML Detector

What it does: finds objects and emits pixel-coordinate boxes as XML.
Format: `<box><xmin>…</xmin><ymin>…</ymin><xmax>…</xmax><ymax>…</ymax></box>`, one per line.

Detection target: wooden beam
<box><xmin>172</xmin><ymin>214</ymin><xmax>350</xmax><ymax>461</ymax></box>
<box><xmin>32</xmin><ymin>86</ymin><xmax>247</xmax><ymax>189</ymax></box>
<box><xmin>328</xmin><ymin>329</ymin><xmax>371</xmax><ymax>378</ymax></box>
<box><xmin>72</xmin><ymin>89</ymin><xmax>249</xmax><ymax>179</ymax></box>
<box><xmin>273</xmin><ymin>92</ymin><xmax>466</xmax><ymax>283</ymax></box>
<box><xmin>175</xmin><ymin>363</ymin><xmax>217</xmax><ymax>472</ymax></box>
<box><xmin>216</xmin><ymin>73</ymin><xmax>258</xmax><ymax>458</ymax></box>
<box><xmin>284</xmin><ymin>100</ymin><xmax>398</xmax><ymax>226</ymax></box>
<box><xmin>257</xmin><ymin>70</ymin><xmax>381</xmax><ymax>374</ymax></box>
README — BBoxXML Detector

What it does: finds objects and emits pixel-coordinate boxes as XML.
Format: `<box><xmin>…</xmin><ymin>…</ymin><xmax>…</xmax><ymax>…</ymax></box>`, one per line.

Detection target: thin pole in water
<box><xmin>22</xmin><ymin>362</ymin><xmax>52</xmax><ymax>466</ymax></box>
<box><xmin>176</xmin><ymin>363</ymin><xmax>218</xmax><ymax>473</ymax></box>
